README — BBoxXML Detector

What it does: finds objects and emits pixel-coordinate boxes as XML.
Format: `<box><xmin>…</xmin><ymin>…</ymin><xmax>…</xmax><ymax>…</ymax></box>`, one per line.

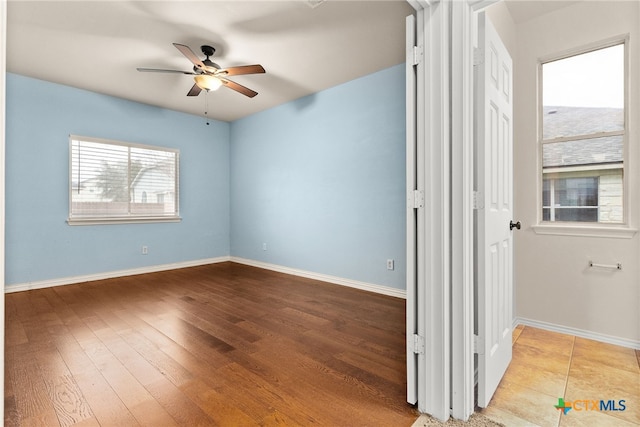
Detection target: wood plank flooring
<box><xmin>5</xmin><ymin>262</ymin><xmax>419</xmax><ymax>426</ymax></box>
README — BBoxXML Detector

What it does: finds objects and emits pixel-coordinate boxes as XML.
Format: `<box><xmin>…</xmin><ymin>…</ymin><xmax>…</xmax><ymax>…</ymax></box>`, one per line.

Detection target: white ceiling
<box><xmin>6</xmin><ymin>1</ymin><xmax>583</xmax><ymax>122</ymax></box>
<box><xmin>7</xmin><ymin>0</ymin><xmax>414</xmax><ymax>122</ymax></box>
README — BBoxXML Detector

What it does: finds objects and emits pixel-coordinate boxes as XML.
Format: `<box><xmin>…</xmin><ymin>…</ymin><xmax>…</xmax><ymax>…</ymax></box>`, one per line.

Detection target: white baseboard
<box><xmin>5</xmin><ymin>256</ymin><xmax>231</xmax><ymax>293</ymax></box>
<box><xmin>515</xmin><ymin>317</ymin><xmax>640</xmax><ymax>350</ymax></box>
<box><xmin>5</xmin><ymin>256</ymin><xmax>407</xmax><ymax>300</ymax></box>
<box><xmin>230</xmin><ymin>257</ymin><xmax>407</xmax><ymax>299</ymax></box>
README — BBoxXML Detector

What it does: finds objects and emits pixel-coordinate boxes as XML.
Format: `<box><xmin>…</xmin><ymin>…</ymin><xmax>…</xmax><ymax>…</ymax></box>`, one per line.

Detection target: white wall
<box><xmin>485</xmin><ymin>1</ymin><xmax>517</xmax><ymax>58</ymax></box>
<box><xmin>513</xmin><ymin>1</ymin><xmax>639</xmax><ymax>345</ymax></box>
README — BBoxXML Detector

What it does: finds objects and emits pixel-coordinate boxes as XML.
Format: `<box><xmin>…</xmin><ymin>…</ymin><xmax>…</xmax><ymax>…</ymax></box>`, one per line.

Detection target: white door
<box><xmin>405</xmin><ymin>12</ymin><xmax>418</xmax><ymax>405</ymax></box>
<box><xmin>475</xmin><ymin>11</ymin><xmax>514</xmax><ymax>408</ymax></box>
<box><xmin>407</xmin><ymin>2</ymin><xmax>453</xmax><ymax>417</ymax></box>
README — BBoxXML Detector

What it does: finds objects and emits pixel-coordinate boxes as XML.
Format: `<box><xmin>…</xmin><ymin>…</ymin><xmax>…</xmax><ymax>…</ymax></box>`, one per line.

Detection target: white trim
<box><xmin>406</xmin><ymin>0</ymin><xmax>423</xmax><ymax>10</ymax></box>
<box><xmin>537</xmin><ymin>38</ymin><xmax>631</xmax><ymax>227</ymax></box>
<box><xmin>420</xmin><ymin>0</ymin><xmax>451</xmax><ymax>421</ymax></box>
<box><xmin>541</xmin><ymin>129</ymin><xmax>625</xmax><ymax>145</ymax></box>
<box><xmin>531</xmin><ymin>224</ymin><xmax>637</xmax><ymax>238</ymax></box>
<box><xmin>515</xmin><ymin>317</ymin><xmax>640</xmax><ymax>350</ymax></box>
<box><xmin>538</xmin><ymin>34</ymin><xmax>629</xmax><ymax>65</ymax></box>
<box><xmin>468</xmin><ymin>0</ymin><xmax>498</xmax><ymax>11</ymax></box>
<box><xmin>5</xmin><ymin>255</ymin><xmax>406</xmax><ymax>300</ymax></box>
<box><xmin>450</xmin><ymin>0</ymin><xmax>500</xmax><ymax>421</ymax></box>
<box><xmin>450</xmin><ymin>0</ymin><xmax>475</xmax><ymax>421</ymax></box>
<box><xmin>1</xmin><ymin>0</ymin><xmax>7</xmax><ymax>423</ymax></box>
<box><xmin>408</xmin><ymin>0</ymin><xmax>439</xmax><ymax>10</ymax></box>
<box><xmin>414</xmin><ymin>5</ymin><xmax>429</xmax><ymax>418</ymax></box>
<box><xmin>5</xmin><ymin>257</ymin><xmax>231</xmax><ymax>293</ymax></box>
<box><xmin>230</xmin><ymin>257</ymin><xmax>406</xmax><ymax>299</ymax></box>
<box><xmin>406</xmin><ymin>12</ymin><xmax>419</xmax><ymax>406</ymax></box>
<box><xmin>67</xmin><ymin>217</ymin><xmax>182</xmax><ymax>226</ymax></box>
<box><xmin>543</xmin><ymin>163</ymin><xmax>622</xmax><ymax>174</ymax></box>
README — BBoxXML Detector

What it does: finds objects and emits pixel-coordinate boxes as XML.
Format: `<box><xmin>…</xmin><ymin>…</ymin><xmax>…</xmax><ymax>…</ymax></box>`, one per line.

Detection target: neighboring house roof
<box><xmin>543</xmin><ymin>106</ymin><xmax>623</xmax><ymax>168</ymax></box>
<box><xmin>71</xmin><ymin>176</ymin><xmax>101</xmax><ymax>191</ymax></box>
<box><xmin>131</xmin><ymin>164</ymin><xmax>174</xmax><ymax>190</ymax></box>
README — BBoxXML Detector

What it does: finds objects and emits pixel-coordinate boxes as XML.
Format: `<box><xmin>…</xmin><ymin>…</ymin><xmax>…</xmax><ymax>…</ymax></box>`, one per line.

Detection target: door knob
<box><xmin>510</xmin><ymin>220</ymin><xmax>521</xmax><ymax>231</ymax></box>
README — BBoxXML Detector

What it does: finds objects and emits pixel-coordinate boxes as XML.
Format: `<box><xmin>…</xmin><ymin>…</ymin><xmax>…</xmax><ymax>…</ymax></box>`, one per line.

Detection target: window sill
<box><xmin>67</xmin><ymin>216</ymin><xmax>182</xmax><ymax>226</ymax></box>
<box><xmin>532</xmin><ymin>223</ymin><xmax>637</xmax><ymax>239</ymax></box>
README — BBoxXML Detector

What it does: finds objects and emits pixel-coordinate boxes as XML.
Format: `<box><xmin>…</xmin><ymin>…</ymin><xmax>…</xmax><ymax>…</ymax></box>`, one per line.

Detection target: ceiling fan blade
<box><xmin>187</xmin><ymin>83</ymin><xmax>202</xmax><ymax>97</ymax></box>
<box><xmin>173</xmin><ymin>43</ymin><xmax>206</xmax><ymax>71</ymax></box>
<box><xmin>137</xmin><ymin>67</ymin><xmax>195</xmax><ymax>75</ymax></box>
<box><xmin>217</xmin><ymin>64</ymin><xmax>266</xmax><ymax>76</ymax></box>
<box><xmin>219</xmin><ymin>78</ymin><xmax>258</xmax><ymax>98</ymax></box>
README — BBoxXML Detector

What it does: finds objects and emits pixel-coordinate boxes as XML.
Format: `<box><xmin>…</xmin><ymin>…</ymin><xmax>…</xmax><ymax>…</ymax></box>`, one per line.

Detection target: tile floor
<box><xmin>479</xmin><ymin>326</ymin><xmax>640</xmax><ymax>426</ymax></box>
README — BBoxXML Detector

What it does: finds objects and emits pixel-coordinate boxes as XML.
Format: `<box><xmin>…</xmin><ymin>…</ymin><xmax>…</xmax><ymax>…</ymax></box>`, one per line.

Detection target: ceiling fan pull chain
<box><xmin>205</xmin><ymin>91</ymin><xmax>210</xmax><ymax>126</ymax></box>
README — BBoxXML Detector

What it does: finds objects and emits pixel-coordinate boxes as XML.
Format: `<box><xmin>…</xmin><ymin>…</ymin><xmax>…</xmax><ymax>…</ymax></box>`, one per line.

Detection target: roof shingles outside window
<box><xmin>542</xmin><ymin>106</ymin><xmax>623</xmax><ymax>168</ymax></box>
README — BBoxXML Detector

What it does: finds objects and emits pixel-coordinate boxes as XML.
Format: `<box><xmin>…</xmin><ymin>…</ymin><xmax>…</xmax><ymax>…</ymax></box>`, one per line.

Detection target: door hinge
<box><xmin>412</xmin><ymin>334</ymin><xmax>425</xmax><ymax>355</ymax></box>
<box><xmin>412</xmin><ymin>190</ymin><xmax>424</xmax><ymax>209</ymax></box>
<box><xmin>473</xmin><ymin>47</ymin><xmax>484</xmax><ymax>66</ymax></box>
<box><xmin>472</xmin><ymin>191</ymin><xmax>484</xmax><ymax>210</ymax></box>
<box><xmin>412</xmin><ymin>45</ymin><xmax>423</xmax><ymax>66</ymax></box>
<box><xmin>473</xmin><ymin>334</ymin><xmax>485</xmax><ymax>355</ymax></box>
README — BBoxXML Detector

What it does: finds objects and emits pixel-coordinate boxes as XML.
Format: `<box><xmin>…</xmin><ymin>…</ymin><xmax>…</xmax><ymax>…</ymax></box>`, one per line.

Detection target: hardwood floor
<box><xmin>8</xmin><ymin>262</ymin><xmax>638</xmax><ymax>426</ymax></box>
<box><xmin>5</xmin><ymin>262</ymin><xmax>419</xmax><ymax>426</ymax></box>
<box><xmin>480</xmin><ymin>325</ymin><xmax>640</xmax><ymax>427</ymax></box>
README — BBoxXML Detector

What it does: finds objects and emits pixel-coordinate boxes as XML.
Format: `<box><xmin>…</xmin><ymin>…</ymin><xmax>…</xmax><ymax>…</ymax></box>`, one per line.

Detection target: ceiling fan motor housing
<box><xmin>201</xmin><ymin>45</ymin><xmax>216</xmax><ymax>58</ymax></box>
<box><xmin>197</xmin><ymin>46</ymin><xmax>220</xmax><ymax>73</ymax></box>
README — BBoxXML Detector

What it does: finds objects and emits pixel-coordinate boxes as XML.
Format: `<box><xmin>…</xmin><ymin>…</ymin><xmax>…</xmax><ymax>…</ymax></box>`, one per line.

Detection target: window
<box><xmin>69</xmin><ymin>135</ymin><xmax>180</xmax><ymax>224</ymax></box>
<box><xmin>543</xmin><ymin>176</ymin><xmax>598</xmax><ymax>222</ymax></box>
<box><xmin>540</xmin><ymin>42</ymin><xmax>625</xmax><ymax>225</ymax></box>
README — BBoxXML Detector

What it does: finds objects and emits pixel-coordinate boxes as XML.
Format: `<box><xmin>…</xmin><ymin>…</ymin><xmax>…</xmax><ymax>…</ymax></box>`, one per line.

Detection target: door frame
<box><xmin>450</xmin><ymin>0</ymin><xmax>499</xmax><ymax>421</ymax></box>
<box><xmin>406</xmin><ymin>0</ymin><xmax>499</xmax><ymax>422</ymax></box>
<box><xmin>450</xmin><ymin>0</ymin><xmax>476</xmax><ymax>420</ymax></box>
<box><xmin>406</xmin><ymin>0</ymin><xmax>451</xmax><ymax>421</ymax></box>
<box><xmin>450</xmin><ymin>0</ymin><xmax>501</xmax><ymax>421</ymax></box>
<box><xmin>1</xmin><ymin>0</ymin><xmax>7</xmax><ymax>422</ymax></box>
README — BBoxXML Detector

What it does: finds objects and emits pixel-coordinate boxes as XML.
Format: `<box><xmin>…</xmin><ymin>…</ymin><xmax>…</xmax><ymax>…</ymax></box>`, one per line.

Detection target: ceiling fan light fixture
<box><xmin>194</xmin><ymin>74</ymin><xmax>222</xmax><ymax>91</ymax></box>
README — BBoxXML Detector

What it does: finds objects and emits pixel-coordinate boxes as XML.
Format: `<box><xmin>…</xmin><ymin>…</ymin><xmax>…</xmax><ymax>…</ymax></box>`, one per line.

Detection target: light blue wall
<box><xmin>230</xmin><ymin>64</ymin><xmax>406</xmax><ymax>290</ymax></box>
<box><xmin>5</xmin><ymin>73</ymin><xmax>230</xmax><ymax>285</ymax></box>
<box><xmin>6</xmin><ymin>65</ymin><xmax>406</xmax><ymax>290</ymax></box>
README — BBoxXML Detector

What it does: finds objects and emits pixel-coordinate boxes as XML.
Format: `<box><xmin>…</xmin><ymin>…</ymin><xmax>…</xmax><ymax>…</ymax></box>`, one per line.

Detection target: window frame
<box><xmin>68</xmin><ymin>135</ymin><xmax>181</xmax><ymax>226</ymax></box>
<box><xmin>533</xmin><ymin>36</ymin><xmax>637</xmax><ymax>238</ymax></box>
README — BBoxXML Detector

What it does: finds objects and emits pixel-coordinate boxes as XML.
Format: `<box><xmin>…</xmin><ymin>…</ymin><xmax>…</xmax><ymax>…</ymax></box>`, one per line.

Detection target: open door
<box><xmin>406</xmin><ymin>12</ymin><xmax>418</xmax><ymax>405</ymax></box>
<box><xmin>407</xmin><ymin>1</ymin><xmax>466</xmax><ymax>419</ymax></box>
<box><xmin>406</xmin><ymin>8</ymin><xmax>428</xmax><ymax>411</ymax></box>
<box><xmin>475</xmin><ymin>11</ymin><xmax>514</xmax><ymax>408</ymax></box>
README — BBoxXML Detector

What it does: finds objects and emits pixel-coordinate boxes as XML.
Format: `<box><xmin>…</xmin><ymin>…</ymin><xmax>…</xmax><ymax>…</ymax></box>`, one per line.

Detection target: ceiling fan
<box><xmin>137</xmin><ymin>43</ymin><xmax>265</xmax><ymax>98</ymax></box>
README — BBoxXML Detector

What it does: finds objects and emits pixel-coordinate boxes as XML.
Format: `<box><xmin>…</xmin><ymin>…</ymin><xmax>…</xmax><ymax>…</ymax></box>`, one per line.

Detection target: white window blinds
<box><xmin>69</xmin><ymin>135</ymin><xmax>180</xmax><ymax>224</ymax></box>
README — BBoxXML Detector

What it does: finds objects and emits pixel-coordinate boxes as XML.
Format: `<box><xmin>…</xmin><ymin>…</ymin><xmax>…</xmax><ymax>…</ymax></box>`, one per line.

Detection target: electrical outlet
<box><xmin>386</xmin><ymin>259</ymin><xmax>394</xmax><ymax>270</ymax></box>
<box><xmin>142</xmin><ymin>246</ymin><xmax>148</xmax><ymax>255</ymax></box>
<box><xmin>262</xmin><ymin>243</ymin><xmax>267</xmax><ymax>251</ymax></box>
